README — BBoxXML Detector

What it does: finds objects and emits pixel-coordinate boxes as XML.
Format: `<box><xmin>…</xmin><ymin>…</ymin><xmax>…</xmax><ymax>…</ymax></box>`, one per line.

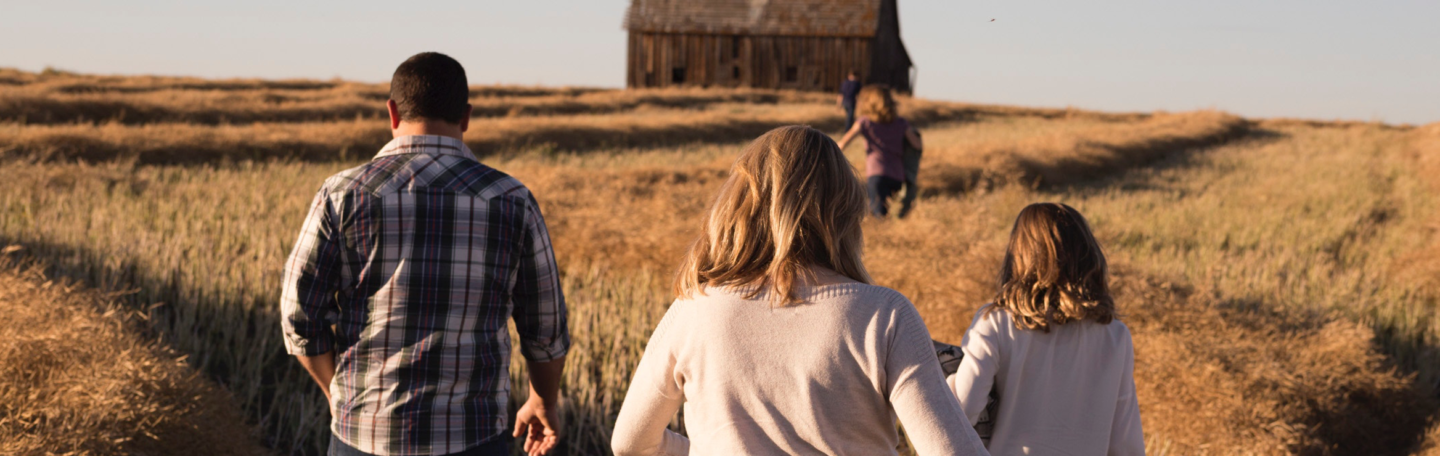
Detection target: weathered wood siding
<box><xmin>628</xmin><ymin>32</ymin><xmax>871</xmax><ymax>92</ymax></box>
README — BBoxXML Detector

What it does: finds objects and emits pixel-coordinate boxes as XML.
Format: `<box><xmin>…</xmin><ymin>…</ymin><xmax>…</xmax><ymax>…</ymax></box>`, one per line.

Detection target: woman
<box><xmin>948</xmin><ymin>203</ymin><xmax>1144</xmax><ymax>455</ymax></box>
<box><xmin>837</xmin><ymin>84</ymin><xmax>923</xmax><ymax>218</ymax></box>
<box><xmin>611</xmin><ymin>126</ymin><xmax>987</xmax><ymax>456</ymax></box>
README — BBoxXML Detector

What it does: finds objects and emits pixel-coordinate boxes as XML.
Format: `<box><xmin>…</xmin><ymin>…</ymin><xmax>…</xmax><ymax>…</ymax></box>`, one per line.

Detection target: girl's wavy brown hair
<box><xmin>675</xmin><ymin>125</ymin><xmax>872</xmax><ymax>305</ymax></box>
<box><xmin>858</xmin><ymin>84</ymin><xmax>896</xmax><ymax>124</ymax></box>
<box><xmin>992</xmin><ymin>202</ymin><xmax>1115</xmax><ymax>332</ymax></box>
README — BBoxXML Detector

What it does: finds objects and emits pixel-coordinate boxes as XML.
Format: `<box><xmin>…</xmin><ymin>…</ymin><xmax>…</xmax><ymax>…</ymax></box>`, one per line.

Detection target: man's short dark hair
<box><xmin>390</xmin><ymin>52</ymin><xmax>470</xmax><ymax>124</ymax></box>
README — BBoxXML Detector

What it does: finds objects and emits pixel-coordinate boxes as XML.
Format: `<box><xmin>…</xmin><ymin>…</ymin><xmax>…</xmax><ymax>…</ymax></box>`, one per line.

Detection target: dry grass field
<box><xmin>2</xmin><ymin>68</ymin><xmax>1438</xmax><ymax>455</ymax></box>
<box><xmin>0</xmin><ymin>255</ymin><xmax>269</xmax><ymax>456</ymax></box>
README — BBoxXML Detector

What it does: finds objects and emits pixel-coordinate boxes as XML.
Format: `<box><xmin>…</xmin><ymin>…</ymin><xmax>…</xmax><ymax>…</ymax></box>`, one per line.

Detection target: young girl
<box><xmin>611</xmin><ymin>126</ymin><xmax>987</xmax><ymax>456</ymax></box>
<box><xmin>948</xmin><ymin>203</ymin><xmax>1144</xmax><ymax>455</ymax></box>
<box><xmin>837</xmin><ymin>84</ymin><xmax>923</xmax><ymax>218</ymax></box>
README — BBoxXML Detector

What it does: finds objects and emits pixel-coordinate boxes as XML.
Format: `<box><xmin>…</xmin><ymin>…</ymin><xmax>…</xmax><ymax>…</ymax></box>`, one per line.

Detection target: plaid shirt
<box><xmin>280</xmin><ymin>135</ymin><xmax>569</xmax><ymax>455</ymax></box>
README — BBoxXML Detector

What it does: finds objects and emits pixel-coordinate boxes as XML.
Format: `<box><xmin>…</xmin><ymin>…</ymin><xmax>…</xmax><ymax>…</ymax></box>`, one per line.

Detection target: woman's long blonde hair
<box><xmin>992</xmin><ymin>203</ymin><xmax>1116</xmax><ymax>331</ymax></box>
<box><xmin>675</xmin><ymin>125</ymin><xmax>872</xmax><ymax>305</ymax></box>
<box><xmin>859</xmin><ymin>84</ymin><xmax>896</xmax><ymax>124</ymax></box>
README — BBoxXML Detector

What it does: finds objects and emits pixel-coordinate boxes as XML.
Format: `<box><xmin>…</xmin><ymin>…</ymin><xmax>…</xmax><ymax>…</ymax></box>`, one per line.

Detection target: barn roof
<box><xmin>624</xmin><ymin>0</ymin><xmax>880</xmax><ymax>37</ymax></box>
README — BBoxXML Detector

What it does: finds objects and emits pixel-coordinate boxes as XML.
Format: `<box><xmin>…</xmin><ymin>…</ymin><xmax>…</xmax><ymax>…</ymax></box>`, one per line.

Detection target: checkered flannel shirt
<box><xmin>280</xmin><ymin>135</ymin><xmax>569</xmax><ymax>455</ymax></box>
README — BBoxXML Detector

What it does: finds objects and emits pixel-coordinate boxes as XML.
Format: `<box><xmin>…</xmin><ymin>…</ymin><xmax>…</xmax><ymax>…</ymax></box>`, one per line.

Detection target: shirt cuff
<box><xmin>519</xmin><ymin>335</ymin><xmax>571</xmax><ymax>363</ymax></box>
<box><xmin>284</xmin><ymin>332</ymin><xmax>335</xmax><ymax>357</ymax></box>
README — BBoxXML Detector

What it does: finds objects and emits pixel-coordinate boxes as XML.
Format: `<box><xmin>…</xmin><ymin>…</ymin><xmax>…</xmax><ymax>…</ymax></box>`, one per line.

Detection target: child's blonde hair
<box><xmin>675</xmin><ymin>125</ymin><xmax>872</xmax><ymax>305</ymax></box>
<box><xmin>858</xmin><ymin>84</ymin><xmax>896</xmax><ymax>124</ymax></box>
<box><xmin>992</xmin><ymin>203</ymin><xmax>1115</xmax><ymax>331</ymax></box>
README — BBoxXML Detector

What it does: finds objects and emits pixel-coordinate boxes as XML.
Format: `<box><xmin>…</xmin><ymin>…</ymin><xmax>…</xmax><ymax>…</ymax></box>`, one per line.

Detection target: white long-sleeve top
<box><xmin>948</xmin><ymin>306</ymin><xmax>1144</xmax><ymax>456</ymax></box>
<box><xmin>612</xmin><ymin>283</ymin><xmax>991</xmax><ymax>456</ymax></box>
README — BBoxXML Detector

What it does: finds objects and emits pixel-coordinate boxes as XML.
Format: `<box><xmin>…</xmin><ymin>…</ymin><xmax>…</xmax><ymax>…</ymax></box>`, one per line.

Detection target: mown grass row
<box><xmin>0</xmin><ymin>67</ymin><xmax>600</xmax><ymax>98</ymax></box>
<box><xmin>0</xmin><ymin>257</ymin><xmax>270</xmax><ymax>456</ymax></box>
<box><xmin>0</xmin><ymin>100</ymin><xmax>1144</xmax><ymax>165</ymax></box>
<box><xmin>0</xmin><ymin>85</ymin><xmax>833</xmax><ymax>125</ymax></box>
<box><xmin>919</xmin><ymin>110</ymin><xmax>1251</xmax><ymax>194</ymax></box>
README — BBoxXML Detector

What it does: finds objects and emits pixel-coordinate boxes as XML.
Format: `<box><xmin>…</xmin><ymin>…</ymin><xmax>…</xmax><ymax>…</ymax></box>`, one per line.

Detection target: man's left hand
<box><xmin>513</xmin><ymin>395</ymin><xmax>560</xmax><ymax>456</ymax></box>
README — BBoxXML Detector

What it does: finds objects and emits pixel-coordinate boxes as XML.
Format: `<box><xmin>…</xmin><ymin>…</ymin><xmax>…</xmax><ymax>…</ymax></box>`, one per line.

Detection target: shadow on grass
<box><xmin>1061</xmin><ymin>128</ymin><xmax>1291</xmax><ymax>195</ymax></box>
<box><xmin>920</xmin><ymin>118</ymin><xmax>1259</xmax><ymax>198</ymax></box>
<box><xmin>0</xmin><ymin>236</ymin><xmax>330</xmax><ymax>455</ymax></box>
<box><xmin>1217</xmin><ymin>298</ymin><xmax>1437</xmax><ymax>455</ymax></box>
<box><xmin>1116</xmin><ymin>271</ymin><xmax>1438</xmax><ymax>455</ymax></box>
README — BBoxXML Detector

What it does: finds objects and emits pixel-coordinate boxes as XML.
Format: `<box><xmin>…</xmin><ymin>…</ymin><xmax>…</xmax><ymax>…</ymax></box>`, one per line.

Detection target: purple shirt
<box><xmin>859</xmin><ymin>116</ymin><xmax>910</xmax><ymax>180</ymax></box>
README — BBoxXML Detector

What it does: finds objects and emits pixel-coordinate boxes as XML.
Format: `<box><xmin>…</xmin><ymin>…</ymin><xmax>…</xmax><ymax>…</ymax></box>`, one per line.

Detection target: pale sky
<box><xmin>3</xmin><ymin>1</ymin><xmax>1437</xmax><ymax>124</ymax></box>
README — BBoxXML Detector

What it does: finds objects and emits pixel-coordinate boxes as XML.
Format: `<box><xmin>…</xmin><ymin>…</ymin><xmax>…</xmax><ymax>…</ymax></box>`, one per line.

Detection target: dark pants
<box><xmin>899</xmin><ymin>141</ymin><xmax>923</xmax><ymax>219</ymax></box>
<box><xmin>843</xmin><ymin>101</ymin><xmax>856</xmax><ymax>131</ymax></box>
<box><xmin>867</xmin><ymin>176</ymin><xmax>904</xmax><ymax>218</ymax></box>
<box><xmin>329</xmin><ymin>434</ymin><xmax>510</xmax><ymax>456</ymax></box>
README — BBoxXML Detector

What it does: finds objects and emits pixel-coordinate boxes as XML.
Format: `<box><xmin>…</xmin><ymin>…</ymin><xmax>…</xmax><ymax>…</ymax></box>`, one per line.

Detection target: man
<box><xmin>837</xmin><ymin>70</ymin><xmax>863</xmax><ymax>130</ymax></box>
<box><xmin>281</xmin><ymin>52</ymin><xmax>569</xmax><ymax>456</ymax></box>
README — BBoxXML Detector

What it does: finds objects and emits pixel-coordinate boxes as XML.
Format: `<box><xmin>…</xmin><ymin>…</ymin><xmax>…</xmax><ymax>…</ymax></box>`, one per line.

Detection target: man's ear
<box><xmin>386</xmin><ymin>99</ymin><xmax>402</xmax><ymax>130</ymax></box>
<box><xmin>459</xmin><ymin>104</ymin><xmax>473</xmax><ymax>133</ymax></box>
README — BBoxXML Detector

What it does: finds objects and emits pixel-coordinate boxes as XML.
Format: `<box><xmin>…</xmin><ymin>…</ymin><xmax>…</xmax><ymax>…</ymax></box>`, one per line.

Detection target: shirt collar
<box><xmin>374</xmin><ymin>135</ymin><xmax>477</xmax><ymax>161</ymax></box>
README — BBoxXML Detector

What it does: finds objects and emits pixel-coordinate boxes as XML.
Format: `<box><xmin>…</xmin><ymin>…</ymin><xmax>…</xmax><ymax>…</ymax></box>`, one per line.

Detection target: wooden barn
<box><xmin>623</xmin><ymin>0</ymin><xmax>915</xmax><ymax>93</ymax></box>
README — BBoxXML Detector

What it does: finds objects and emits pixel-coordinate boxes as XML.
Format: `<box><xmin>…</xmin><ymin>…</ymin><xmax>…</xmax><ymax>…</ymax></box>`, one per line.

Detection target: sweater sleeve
<box><xmin>950</xmin><ymin>308</ymin><xmax>1002</xmax><ymax>426</ymax></box>
<box><xmin>885</xmin><ymin>294</ymin><xmax>991</xmax><ymax>456</ymax></box>
<box><xmin>612</xmin><ymin>304</ymin><xmax>691</xmax><ymax>456</ymax></box>
<box><xmin>1109</xmin><ymin>325</ymin><xmax>1145</xmax><ymax>456</ymax></box>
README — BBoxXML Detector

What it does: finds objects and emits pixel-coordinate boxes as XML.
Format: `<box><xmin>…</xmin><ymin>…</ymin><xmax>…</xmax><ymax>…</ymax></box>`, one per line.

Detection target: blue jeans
<box><xmin>867</xmin><ymin>176</ymin><xmax>904</xmax><ymax>217</ymax></box>
<box><xmin>328</xmin><ymin>434</ymin><xmax>510</xmax><ymax>456</ymax></box>
<box><xmin>843</xmin><ymin>102</ymin><xmax>857</xmax><ymax>131</ymax></box>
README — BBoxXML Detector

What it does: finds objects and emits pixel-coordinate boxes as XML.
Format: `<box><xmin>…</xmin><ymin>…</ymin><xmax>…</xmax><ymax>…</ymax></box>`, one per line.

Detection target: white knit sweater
<box><xmin>612</xmin><ymin>283</ymin><xmax>990</xmax><ymax>456</ymax></box>
<box><xmin>948</xmin><ymin>306</ymin><xmax>1144</xmax><ymax>455</ymax></box>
